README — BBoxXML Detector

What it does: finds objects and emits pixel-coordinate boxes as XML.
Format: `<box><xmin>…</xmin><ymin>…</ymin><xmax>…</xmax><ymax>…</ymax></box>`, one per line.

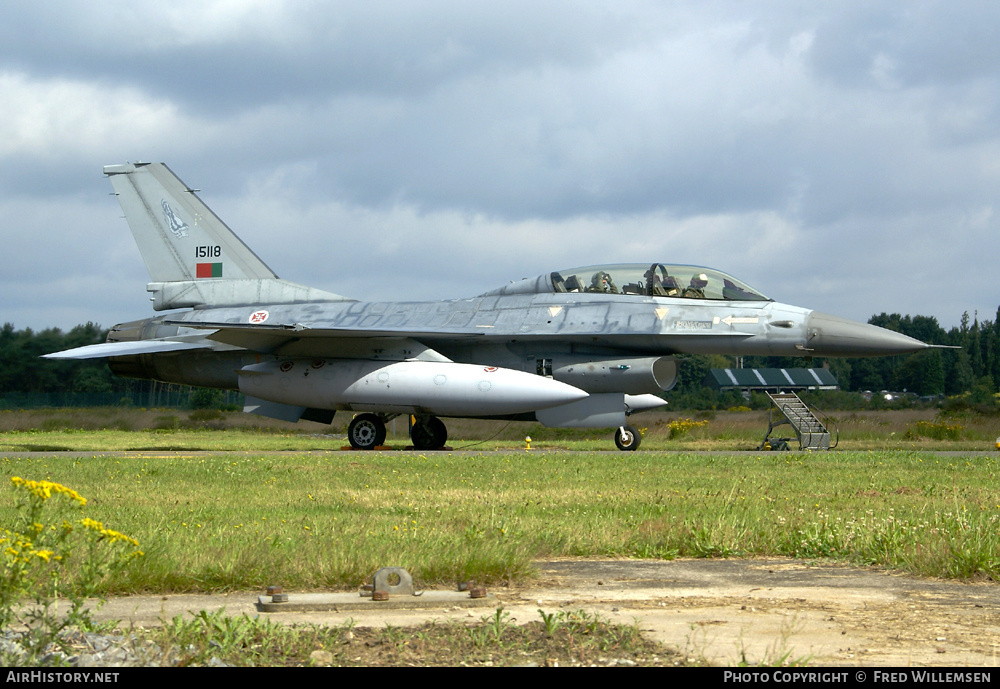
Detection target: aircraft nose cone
<box><xmin>806</xmin><ymin>311</ymin><xmax>930</xmax><ymax>357</ymax></box>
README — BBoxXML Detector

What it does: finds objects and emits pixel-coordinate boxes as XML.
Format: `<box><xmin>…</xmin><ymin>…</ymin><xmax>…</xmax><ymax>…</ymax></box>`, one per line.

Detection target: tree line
<box><xmin>2</xmin><ymin>309</ymin><xmax>999</xmax><ymax>406</ymax></box>
<box><xmin>0</xmin><ymin>322</ymin><xmax>238</xmax><ymax>409</ymax></box>
<box><xmin>0</xmin><ymin>322</ymin><xmax>117</xmax><ymax>395</ymax></box>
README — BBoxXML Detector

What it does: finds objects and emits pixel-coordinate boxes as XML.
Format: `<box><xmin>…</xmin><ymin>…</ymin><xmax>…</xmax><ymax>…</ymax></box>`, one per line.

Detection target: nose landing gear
<box><xmin>614</xmin><ymin>424</ymin><xmax>641</xmax><ymax>451</ymax></box>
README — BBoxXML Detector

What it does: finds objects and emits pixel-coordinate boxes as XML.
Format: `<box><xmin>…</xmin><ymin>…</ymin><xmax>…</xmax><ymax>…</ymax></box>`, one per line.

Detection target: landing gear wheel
<box><xmin>411</xmin><ymin>416</ymin><xmax>448</xmax><ymax>450</ymax></box>
<box><xmin>615</xmin><ymin>424</ymin><xmax>641</xmax><ymax>451</ymax></box>
<box><xmin>348</xmin><ymin>413</ymin><xmax>386</xmax><ymax>450</ymax></box>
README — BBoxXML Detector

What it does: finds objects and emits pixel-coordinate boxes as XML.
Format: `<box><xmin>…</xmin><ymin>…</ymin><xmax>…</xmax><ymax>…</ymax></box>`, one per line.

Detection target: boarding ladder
<box><xmin>759</xmin><ymin>392</ymin><xmax>837</xmax><ymax>451</ymax></box>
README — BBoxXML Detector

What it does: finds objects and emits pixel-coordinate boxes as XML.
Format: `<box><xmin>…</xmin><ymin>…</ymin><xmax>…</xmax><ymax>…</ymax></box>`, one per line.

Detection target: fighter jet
<box><xmin>45</xmin><ymin>162</ymin><xmax>936</xmax><ymax>451</ymax></box>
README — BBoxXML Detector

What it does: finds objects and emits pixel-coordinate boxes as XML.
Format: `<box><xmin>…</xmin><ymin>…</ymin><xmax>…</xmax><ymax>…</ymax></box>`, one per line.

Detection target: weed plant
<box><xmin>140</xmin><ymin>607</ymin><xmax>677</xmax><ymax>666</ymax></box>
<box><xmin>906</xmin><ymin>419</ymin><xmax>964</xmax><ymax>441</ymax></box>
<box><xmin>0</xmin><ymin>478</ymin><xmax>141</xmax><ymax>665</ymax></box>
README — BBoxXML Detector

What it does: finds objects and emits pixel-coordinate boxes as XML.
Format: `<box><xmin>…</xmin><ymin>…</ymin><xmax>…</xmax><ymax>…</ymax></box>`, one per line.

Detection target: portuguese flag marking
<box><xmin>196</xmin><ymin>262</ymin><xmax>223</xmax><ymax>278</ymax></box>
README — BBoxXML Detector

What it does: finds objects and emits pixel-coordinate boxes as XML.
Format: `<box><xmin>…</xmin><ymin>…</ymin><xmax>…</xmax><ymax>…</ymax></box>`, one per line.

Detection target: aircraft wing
<box><xmin>42</xmin><ymin>339</ymin><xmax>215</xmax><ymax>360</ymax></box>
<box><xmin>44</xmin><ymin>315</ymin><xmax>752</xmax><ymax>362</ymax></box>
<box><xmin>43</xmin><ymin>320</ymin><xmax>485</xmax><ymax>362</ymax></box>
<box><xmin>152</xmin><ymin>318</ymin><xmax>485</xmax><ymax>360</ymax></box>
<box><xmin>164</xmin><ymin>319</ymin><xmax>485</xmax><ymax>347</ymax></box>
<box><xmin>166</xmin><ymin>318</ymin><xmax>753</xmax><ymax>358</ymax></box>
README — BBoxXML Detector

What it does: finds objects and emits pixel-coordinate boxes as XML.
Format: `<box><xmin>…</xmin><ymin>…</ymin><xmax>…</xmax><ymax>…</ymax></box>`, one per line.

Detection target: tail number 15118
<box><xmin>196</xmin><ymin>246</ymin><xmax>221</xmax><ymax>258</ymax></box>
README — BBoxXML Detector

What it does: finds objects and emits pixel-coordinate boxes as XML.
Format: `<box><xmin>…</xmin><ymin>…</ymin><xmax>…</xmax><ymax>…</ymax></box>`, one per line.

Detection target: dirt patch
<box><xmin>511</xmin><ymin>559</ymin><xmax>1000</xmax><ymax>666</ymax></box>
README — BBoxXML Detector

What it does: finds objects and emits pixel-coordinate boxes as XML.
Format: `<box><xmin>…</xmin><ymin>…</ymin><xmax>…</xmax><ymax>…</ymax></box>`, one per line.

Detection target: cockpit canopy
<box><xmin>482</xmin><ymin>263</ymin><xmax>771</xmax><ymax>301</ymax></box>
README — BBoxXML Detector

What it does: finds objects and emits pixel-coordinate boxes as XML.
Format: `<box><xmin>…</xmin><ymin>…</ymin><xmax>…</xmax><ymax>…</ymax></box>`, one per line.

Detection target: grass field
<box><xmin>2</xmin><ymin>407</ymin><xmax>999</xmax><ymax>595</ymax></box>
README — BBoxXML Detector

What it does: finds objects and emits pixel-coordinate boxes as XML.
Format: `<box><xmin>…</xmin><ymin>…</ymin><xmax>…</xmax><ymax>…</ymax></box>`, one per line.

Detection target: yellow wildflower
<box><xmin>10</xmin><ymin>477</ymin><xmax>86</xmax><ymax>506</ymax></box>
<box><xmin>79</xmin><ymin>518</ymin><xmax>140</xmax><ymax>547</ymax></box>
<box><xmin>80</xmin><ymin>517</ymin><xmax>103</xmax><ymax>531</ymax></box>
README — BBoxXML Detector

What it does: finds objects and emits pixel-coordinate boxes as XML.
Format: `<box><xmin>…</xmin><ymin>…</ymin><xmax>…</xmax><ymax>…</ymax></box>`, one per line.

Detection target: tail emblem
<box><xmin>160</xmin><ymin>199</ymin><xmax>190</xmax><ymax>238</ymax></box>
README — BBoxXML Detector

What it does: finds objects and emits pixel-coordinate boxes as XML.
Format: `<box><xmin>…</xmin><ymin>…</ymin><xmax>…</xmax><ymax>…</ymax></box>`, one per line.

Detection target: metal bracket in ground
<box><xmin>372</xmin><ymin>567</ymin><xmax>414</xmax><ymax>596</ymax></box>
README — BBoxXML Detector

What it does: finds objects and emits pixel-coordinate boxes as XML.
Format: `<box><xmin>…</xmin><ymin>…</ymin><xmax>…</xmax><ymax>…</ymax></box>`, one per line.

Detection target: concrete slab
<box><xmin>256</xmin><ymin>590</ymin><xmax>498</xmax><ymax>612</ymax></box>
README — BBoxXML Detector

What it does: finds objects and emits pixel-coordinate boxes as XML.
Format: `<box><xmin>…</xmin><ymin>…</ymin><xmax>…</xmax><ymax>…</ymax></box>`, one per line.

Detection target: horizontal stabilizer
<box><xmin>42</xmin><ymin>339</ymin><xmax>211</xmax><ymax>360</ymax></box>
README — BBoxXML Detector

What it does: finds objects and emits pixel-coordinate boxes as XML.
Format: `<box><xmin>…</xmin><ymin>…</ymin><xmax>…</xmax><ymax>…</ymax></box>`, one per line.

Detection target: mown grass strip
<box><xmin>2</xmin><ymin>407</ymin><xmax>1000</xmax><ymax>452</ymax></box>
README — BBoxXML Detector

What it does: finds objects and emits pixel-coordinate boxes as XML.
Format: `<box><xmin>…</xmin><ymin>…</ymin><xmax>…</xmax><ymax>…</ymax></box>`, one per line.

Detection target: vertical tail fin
<box><xmin>104</xmin><ymin>162</ymin><xmax>277</xmax><ymax>282</ymax></box>
<box><xmin>104</xmin><ymin>162</ymin><xmax>348</xmax><ymax>310</ymax></box>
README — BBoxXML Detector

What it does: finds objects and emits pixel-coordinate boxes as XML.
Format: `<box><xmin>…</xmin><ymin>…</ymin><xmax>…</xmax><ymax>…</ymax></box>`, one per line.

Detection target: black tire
<box><xmin>615</xmin><ymin>424</ymin><xmax>641</xmax><ymax>451</ymax></box>
<box><xmin>348</xmin><ymin>413</ymin><xmax>386</xmax><ymax>450</ymax></box>
<box><xmin>411</xmin><ymin>416</ymin><xmax>448</xmax><ymax>450</ymax></box>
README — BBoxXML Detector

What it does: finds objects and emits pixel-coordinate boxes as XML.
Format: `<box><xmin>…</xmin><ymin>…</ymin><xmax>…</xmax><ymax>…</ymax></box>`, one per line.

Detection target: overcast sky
<box><xmin>2</xmin><ymin>1</ymin><xmax>998</xmax><ymax>333</ymax></box>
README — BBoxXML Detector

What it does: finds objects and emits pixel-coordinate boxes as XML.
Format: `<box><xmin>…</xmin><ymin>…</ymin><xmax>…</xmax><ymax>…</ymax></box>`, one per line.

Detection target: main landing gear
<box><xmin>410</xmin><ymin>415</ymin><xmax>448</xmax><ymax>451</ymax></box>
<box><xmin>347</xmin><ymin>413</ymin><xmax>387</xmax><ymax>450</ymax></box>
<box><xmin>346</xmin><ymin>413</ymin><xmax>449</xmax><ymax>451</ymax></box>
